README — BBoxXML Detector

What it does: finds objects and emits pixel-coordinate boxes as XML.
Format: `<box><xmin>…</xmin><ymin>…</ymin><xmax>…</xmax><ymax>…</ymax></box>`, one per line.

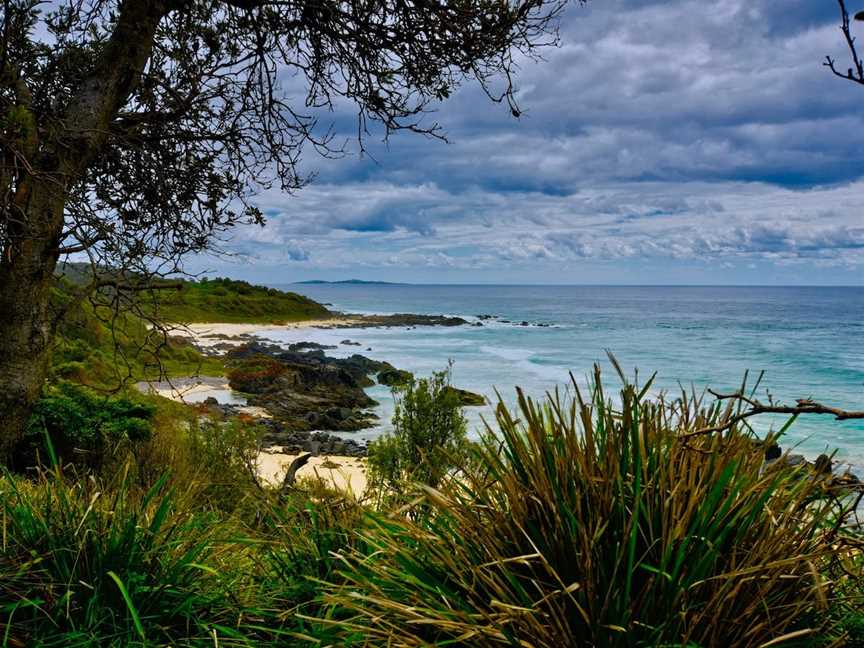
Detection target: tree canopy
<box><xmin>1</xmin><ymin>0</ymin><xmax>569</xmax><ymax>279</ymax></box>
<box><xmin>0</xmin><ymin>0</ymin><xmax>574</xmax><ymax>451</ymax></box>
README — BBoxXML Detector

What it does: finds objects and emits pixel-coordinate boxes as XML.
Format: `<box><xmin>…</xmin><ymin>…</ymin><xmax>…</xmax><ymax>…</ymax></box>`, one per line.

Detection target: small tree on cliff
<box><xmin>0</xmin><ymin>0</ymin><xmax>574</xmax><ymax>455</ymax></box>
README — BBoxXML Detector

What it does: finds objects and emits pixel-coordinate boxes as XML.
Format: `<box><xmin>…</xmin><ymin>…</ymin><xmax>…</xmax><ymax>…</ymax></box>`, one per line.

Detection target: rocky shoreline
<box><xmin>161</xmin><ymin>313</ymin><xmax>490</xmax><ymax>457</ymax></box>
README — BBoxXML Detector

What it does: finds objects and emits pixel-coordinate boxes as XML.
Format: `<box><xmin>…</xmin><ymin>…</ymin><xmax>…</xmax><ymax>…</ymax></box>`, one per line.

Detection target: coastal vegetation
<box><xmin>155</xmin><ymin>277</ymin><xmax>331</xmax><ymax>324</ymax></box>
<box><xmin>367</xmin><ymin>368</ymin><xmax>472</xmax><ymax>507</ymax></box>
<box><xmin>51</xmin><ymin>281</ymin><xmax>224</xmax><ymax>388</ymax></box>
<box><xmin>2</xmin><ymin>361</ymin><xmax>863</xmax><ymax>646</ymax></box>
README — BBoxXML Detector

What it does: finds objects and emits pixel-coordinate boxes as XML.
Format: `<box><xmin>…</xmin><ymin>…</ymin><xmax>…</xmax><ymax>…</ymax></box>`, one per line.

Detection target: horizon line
<box><xmin>275</xmin><ymin>281</ymin><xmax>864</xmax><ymax>289</ymax></box>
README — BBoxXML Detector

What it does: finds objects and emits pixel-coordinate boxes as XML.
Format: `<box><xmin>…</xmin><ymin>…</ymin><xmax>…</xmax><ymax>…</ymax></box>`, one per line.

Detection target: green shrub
<box><xmin>367</xmin><ymin>367</ymin><xmax>470</xmax><ymax>506</ymax></box>
<box><xmin>21</xmin><ymin>383</ymin><xmax>154</xmax><ymax>471</ymax></box>
<box><xmin>325</xmin><ymin>366</ymin><xmax>861</xmax><ymax>647</ymax></box>
<box><xmin>185</xmin><ymin>418</ymin><xmax>262</xmax><ymax>512</ymax></box>
<box><xmin>0</xmin><ymin>469</ymin><xmax>244</xmax><ymax>646</ymax></box>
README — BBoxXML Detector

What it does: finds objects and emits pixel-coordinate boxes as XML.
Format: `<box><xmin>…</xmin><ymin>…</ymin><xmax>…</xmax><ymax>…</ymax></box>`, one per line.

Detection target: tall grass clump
<box><xmin>0</xmin><ymin>466</ymin><xmax>250</xmax><ymax>646</ymax></box>
<box><xmin>324</xmin><ymin>365</ymin><xmax>860</xmax><ymax>647</ymax></box>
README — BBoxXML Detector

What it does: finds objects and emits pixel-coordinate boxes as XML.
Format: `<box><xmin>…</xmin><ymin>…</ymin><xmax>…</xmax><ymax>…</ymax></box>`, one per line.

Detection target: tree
<box><xmin>825</xmin><ymin>0</ymin><xmax>864</xmax><ymax>84</ymax></box>
<box><xmin>0</xmin><ymin>0</ymin><xmax>574</xmax><ymax>456</ymax></box>
<box><xmin>367</xmin><ymin>367</ymin><xmax>470</xmax><ymax>507</ymax></box>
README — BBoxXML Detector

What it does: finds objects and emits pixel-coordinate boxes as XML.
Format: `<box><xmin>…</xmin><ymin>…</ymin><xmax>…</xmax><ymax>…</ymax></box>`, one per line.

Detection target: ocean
<box><xmin>262</xmin><ymin>284</ymin><xmax>864</xmax><ymax>470</ymax></box>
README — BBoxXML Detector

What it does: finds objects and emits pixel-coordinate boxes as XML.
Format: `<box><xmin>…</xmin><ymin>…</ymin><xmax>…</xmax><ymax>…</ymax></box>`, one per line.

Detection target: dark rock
<box><xmin>444</xmin><ymin>386</ymin><xmax>485</xmax><ymax>407</ymax></box>
<box><xmin>520</xmin><ymin>321</ymin><xmax>529</xmax><ymax>327</ymax></box>
<box><xmin>203</xmin><ymin>396</ymin><xmax>220</xmax><ymax>406</ymax></box>
<box><xmin>341</xmin><ymin>339</ymin><xmax>362</xmax><ymax>346</ymax></box>
<box><xmin>347</xmin><ymin>313</ymin><xmax>468</xmax><ymax>328</ymax></box>
<box><xmin>764</xmin><ymin>444</ymin><xmax>782</xmax><ymax>462</ymax></box>
<box><xmin>784</xmin><ymin>454</ymin><xmax>807</xmax><ymax>468</ymax></box>
<box><xmin>222</xmin><ymin>341</ymin><xmax>401</xmax><ymax>433</ymax></box>
<box><xmin>288</xmin><ymin>341</ymin><xmax>337</xmax><ymax>352</ymax></box>
<box><xmin>378</xmin><ymin>366</ymin><xmax>414</xmax><ymax>387</ymax></box>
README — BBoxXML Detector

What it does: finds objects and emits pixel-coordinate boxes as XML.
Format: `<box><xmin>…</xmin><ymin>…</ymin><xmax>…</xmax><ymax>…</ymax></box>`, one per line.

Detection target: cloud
<box><xmin>193</xmin><ymin>0</ymin><xmax>864</xmax><ymax>283</ymax></box>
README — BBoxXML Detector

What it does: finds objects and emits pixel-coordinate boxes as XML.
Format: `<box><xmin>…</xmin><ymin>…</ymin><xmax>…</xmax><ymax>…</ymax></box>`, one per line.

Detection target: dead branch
<box><xmin>684</xmin><ymin>388</ymin><xmax>864</xmax><ymax>438</ymax></box>
<box><xmin>825</xmin><ymin>0</ymin><xmax>864</xmax><ymax>84</ymax></box>
<box><xmin>280</xmin><ymin>452</ymin><xmax>312</xmax><ymax>494</ymax></box>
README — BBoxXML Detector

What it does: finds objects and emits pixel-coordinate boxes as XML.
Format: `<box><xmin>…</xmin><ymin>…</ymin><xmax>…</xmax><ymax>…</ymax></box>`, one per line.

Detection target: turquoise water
<box><xmin>264</xmin><ymin>285</ymin><xmax>864</xmax><ymax>470</ymax></box>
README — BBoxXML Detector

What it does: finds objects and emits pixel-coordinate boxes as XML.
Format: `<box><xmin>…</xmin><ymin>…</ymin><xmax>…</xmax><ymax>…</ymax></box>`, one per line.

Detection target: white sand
<box><xmin>174</xmin><ymin>318</ymin><xmax>362</xmax><ymax>347</ymax></box>
<box><xmin>258</xmin><ymin>450</ymin><xmax>368</xmax><ymax>495</ymax></box>
<box><xmin>137</xmin><ymin>375</ymin><xmax>234</xmax><ymax>401</ymax></box>
<box><xmin>140</xmin><ymin>377</ymin><xmax>365</xmax><ymax>495</ymax></box>
<box><xmin>144</xmin><ymin>321</ymin><xmax>371</xmax><ymax>495</ymax></box>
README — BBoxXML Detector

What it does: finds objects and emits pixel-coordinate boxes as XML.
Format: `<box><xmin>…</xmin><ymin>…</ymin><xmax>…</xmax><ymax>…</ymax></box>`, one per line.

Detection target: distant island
<box><xmin>294</xmin><ymin>279</ymin><xmax>406</xmax><ymax>285</ymax></box>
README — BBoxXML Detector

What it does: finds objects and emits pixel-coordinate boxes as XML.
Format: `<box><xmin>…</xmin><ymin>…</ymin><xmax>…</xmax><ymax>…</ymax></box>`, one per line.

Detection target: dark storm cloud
<box><xmin>212</xmin><ymin>0</ymin><xmax>864</xmax><ymax>282</ymax></box>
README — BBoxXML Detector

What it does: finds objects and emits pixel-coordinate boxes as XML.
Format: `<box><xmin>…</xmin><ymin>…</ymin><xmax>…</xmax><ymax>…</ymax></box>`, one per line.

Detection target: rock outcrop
<box><xmin>225</xmin><ymin>342</ymin><xmax>388</xmax><ymax>432</ymax></box>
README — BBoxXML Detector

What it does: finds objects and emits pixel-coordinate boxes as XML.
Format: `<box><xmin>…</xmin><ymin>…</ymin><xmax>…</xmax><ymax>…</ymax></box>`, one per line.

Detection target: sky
<box><xmin>193</xmin><ymin>0</ymin><xmax>864</xmax><ymax>286</ymax></box>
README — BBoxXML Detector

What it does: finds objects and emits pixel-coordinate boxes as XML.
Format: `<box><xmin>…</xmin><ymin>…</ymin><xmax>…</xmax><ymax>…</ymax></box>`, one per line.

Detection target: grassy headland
<box><xmin>156</xmin><ymin>277</ymin><xmax>332</xmax><ymax>324</ymax></box>
<box><xmin>50</xmin><ymin>275</ymin><xmax>333</xmax><ymax>388</ymax></box>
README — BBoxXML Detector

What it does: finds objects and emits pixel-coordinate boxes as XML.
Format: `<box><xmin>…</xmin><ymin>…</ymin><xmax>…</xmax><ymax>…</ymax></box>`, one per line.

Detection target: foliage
<box><xmin>367</xmin><ymin>367</ymin><xmax>470</xmax><ymax>504</ymax></box>
<box><xmin>156</xmin><ymin>277</ymin><xmax>331</xmax><ymax>324</ymax></box>
<box><xmin>21</xmin><ymin>382</ymin><xmax>154</xmax><ymax>471</ymax></box>
<box><xmin>823</xmin><ymin>537</ymin><xmax>864</xmax><ymax>646</ymax></box>
<box><xmin>183</xmin><ymin>418</ymin><xmax>263</xmax><ymax>513</ymax></box>
<box><xmin>3</xmin><ymin>361</ymin><xmax>864</xmax><ymax>646</ymax></box>
<box><xmin>0</xmin><ymin>468</ymin><xmax>244</xmax><ymax>647</ymax></box>
<box><xmin>50</xmin><ymin>280</ymin><xmax>224</xmax><ymax>389</ymax></box>
<box><xmin>0</xmin><ymin>434</ymin><xmax>366</xmax><ymax>645</ymax></box>
<box><xmin>325</xmin><ymin>366</ymin><xmax>862</xmax><ymax>647</ymax></box>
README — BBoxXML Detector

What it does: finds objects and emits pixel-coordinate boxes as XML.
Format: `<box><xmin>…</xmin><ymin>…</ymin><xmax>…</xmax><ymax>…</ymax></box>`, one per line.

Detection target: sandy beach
<box><xmin>138</xmin><ymin>361</ymin><xmax>369</xmax><ymax>495</ymax></box>
<box><xmin>258</xmin><ymin>450</ymin><xmax>368</xmax><ymax>495</ymax></box>
<box><xmin>173</xmin><ymin>318</ymin><xmax>364</xmax><ymax>348</ymax></box>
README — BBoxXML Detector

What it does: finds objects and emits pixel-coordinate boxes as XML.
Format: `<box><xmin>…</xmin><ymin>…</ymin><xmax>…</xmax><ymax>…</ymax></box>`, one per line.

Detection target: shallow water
<box><xmin>262</xmin><ymin>284</ymin><xmax>864</xmax><ymax>470</ymax></box>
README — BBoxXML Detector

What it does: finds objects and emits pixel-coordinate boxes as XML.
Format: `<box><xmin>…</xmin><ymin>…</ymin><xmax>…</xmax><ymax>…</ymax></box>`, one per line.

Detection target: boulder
<box><xmin>444</xmin><ymin>386</ymin><xmax>486</xmax><ymax>407</ymax></box>
<box><xmin>378</xmin><ymin>367</ymin><xmax>414</xmax><ymax>387</ymax></box>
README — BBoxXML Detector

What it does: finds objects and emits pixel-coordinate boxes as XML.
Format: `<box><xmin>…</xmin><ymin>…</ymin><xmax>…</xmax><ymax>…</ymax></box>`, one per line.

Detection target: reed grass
<box><xmin>1</xmin><ymin>365</ymin><xmax>861</xmax><ymax>646</ymax></box>
<box><xmin>323</xmin><ymin>365</ymin><xmax>861</xmax><ymax>647</ymax></box>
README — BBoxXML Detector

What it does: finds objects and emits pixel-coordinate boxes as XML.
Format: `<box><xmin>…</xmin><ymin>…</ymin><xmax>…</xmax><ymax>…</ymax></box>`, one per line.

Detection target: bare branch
<box><xmin>685</xmin><ymin>388</ymin><xmax>864</xmax><ymax>438</ymax></box>
<box><xmin>825</xmin><ymin>0</ymin><xmax>864</xmax><ymax>84</ymax></box>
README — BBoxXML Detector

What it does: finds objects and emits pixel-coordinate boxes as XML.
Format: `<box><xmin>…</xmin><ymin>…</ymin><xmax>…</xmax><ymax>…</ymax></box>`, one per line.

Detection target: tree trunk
<box><xmin>0</xmin><ymin>0</ymin><xmax>166</xmax><ymax>463</ymax></box>
<box><xmin>0</xmin><ymin>182</ymin><xmax>64</xmax><ymax>462</ymax></box>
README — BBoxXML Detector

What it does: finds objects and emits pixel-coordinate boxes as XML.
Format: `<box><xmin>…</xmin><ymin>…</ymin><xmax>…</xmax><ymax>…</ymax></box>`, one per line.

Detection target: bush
<box><xmin>0</xmin><ymin>469</ymin><xmax>244</xmax><ymax>646</ymax></box>
<box><xmin>367</xmin><ymin>367</ymin><xmax>470</xmax><ymax>505</ymax></box>
<box><xmin>21</xmin><ymin>383</ymin><xmax>154</xmax><ymax>471</ymax></box>
<box><xmin>185</xmin><ymin>418</ymin><xmax>262</xmax><ymax>512</ymax></box>
<box><xmin>325</xmin><ymin>366</ymin><xmax>861</xmax><ymax>647</ymax></box>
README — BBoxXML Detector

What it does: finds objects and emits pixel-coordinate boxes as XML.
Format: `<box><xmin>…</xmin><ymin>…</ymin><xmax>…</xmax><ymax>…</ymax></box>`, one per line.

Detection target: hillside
<box><xmin>49</xmin><ymin>274</ymin><xmax>333</xmax><ymax>388</ymax></box>
<box><xmin>157</xmin><ymin>277</ymin><xmax>332</xmax><ymax>324</ymax></box>
<box><xmin>294</xmin><ymin>279</ymin><xmax>403</xmax><ymax>285</ymax></box>
<box><xmin>52</xmin><ymin>284</ymin><xmax>224</xmax><ymax>388</ymax></box>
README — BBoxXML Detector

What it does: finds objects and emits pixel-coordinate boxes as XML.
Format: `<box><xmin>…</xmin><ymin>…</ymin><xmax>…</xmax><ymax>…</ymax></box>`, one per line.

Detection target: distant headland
<box><xmin>294</xmin><ymin>279</ymin><xmax>406</xmax><ymax>285</ymax></box>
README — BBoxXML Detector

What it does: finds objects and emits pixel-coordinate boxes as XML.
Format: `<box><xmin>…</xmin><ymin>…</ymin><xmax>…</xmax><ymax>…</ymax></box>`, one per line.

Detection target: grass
<box><xmin>51</xmin><ymin>291</ymin><xmax>224</xmax><ymax>388</ymax></box>
<box><xmin>49</xmin><ymin>274</ymin><xmax>333</xmax><ymax>390</ymax></box>
<box><xmin>0</xmin><ymin>425</ymin><xmax>364</xmax><ymax>646</ymax></box>
<box><xmin>1</xmin><ymin>364</ymin><xmax>862</xmax><ymax>646</ymax></box>
<box><xmin>322</xmin><ymin>365</ymin><xmax>863</xmax><ymax>647</ymax></box>
<box><xmin>154</xmin><ymin>277</ymin><xmax>331</xmax><ymax>324</ymax></box>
